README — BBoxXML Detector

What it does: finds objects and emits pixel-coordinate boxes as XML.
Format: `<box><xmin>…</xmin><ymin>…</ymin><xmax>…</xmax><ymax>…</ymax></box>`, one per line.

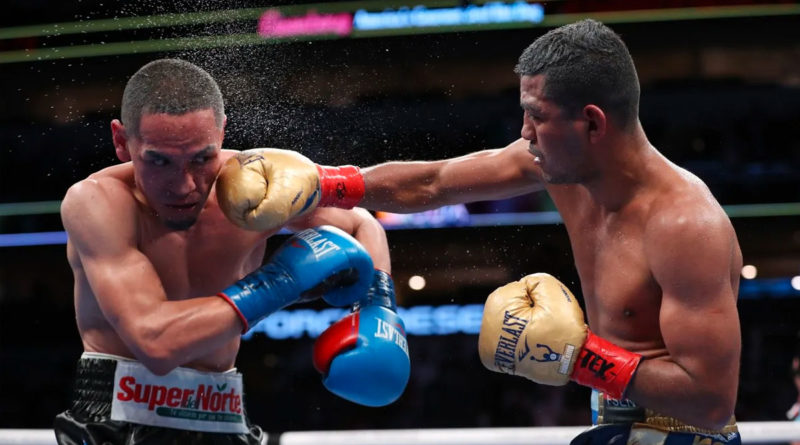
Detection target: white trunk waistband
<box><xmin>87</xmin><ymin>354</ymin><xmax>248</xmax><ymax>434</ymax></box>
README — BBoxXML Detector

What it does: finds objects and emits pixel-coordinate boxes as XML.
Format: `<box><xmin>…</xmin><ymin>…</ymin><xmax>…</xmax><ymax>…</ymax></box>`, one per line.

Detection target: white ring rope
<box><xmin>281</xmin><ymin>426</ymin><xmax>586</xmax><ymax>445</ymax></box>
<box><xmin>1</xmin><ymin>422</ymin><xmax>799</xmax><ymax>445</ymax></box>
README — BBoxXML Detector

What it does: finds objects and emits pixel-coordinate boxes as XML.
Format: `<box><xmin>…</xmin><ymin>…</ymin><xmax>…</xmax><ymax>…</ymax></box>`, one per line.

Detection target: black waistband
<box><xmin>601</xmin><ymin>397</ymin><xmax>646</xmax><ymax>424</ymax></box>
<box><xmin>67</xmin><ymin>357</ymin><xmax>119</xmax><ymax>420</ymax></box>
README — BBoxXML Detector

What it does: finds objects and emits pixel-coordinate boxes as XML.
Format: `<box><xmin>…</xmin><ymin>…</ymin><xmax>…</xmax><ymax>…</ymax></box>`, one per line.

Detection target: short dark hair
<box><xmin>121</xmin><ymin>58</ymin><xmax>224</xmax><ymax>137</ymax></box>
<box><xmin>515</xmin><ymin>19</ymin><xmax>640</xmax><ymax>130</ymax></box>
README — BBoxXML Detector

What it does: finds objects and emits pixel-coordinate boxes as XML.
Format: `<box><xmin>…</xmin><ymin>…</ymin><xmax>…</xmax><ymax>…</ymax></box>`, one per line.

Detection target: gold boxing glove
<box><xmin>478</xmin><ymin>273</ymin><xmax>641</xmax><ymax>399</ymax></box>
<box><xmin>216</xmin><ymin>148</ymin><xmax>364</xmax><ymax>231</ymax></box>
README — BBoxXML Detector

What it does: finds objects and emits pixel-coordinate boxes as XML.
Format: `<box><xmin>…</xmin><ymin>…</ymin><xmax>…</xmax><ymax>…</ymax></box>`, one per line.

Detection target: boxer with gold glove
<box><xmin>478</xmin><ymin>273</ymin><xmax>641</xmax><ymax>400</ymax></box>
<box><xmin>216</xmin><ymin>149</ymin><xmax>364</xmax><ymax>232</ymax></box>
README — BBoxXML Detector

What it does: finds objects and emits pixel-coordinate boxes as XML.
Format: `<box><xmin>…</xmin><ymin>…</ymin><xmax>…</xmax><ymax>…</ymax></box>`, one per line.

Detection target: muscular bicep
<box><xmin>80</xmin><ymin>248</ymin><xmax>168</xmax><ymax>330</ymax></box>
<box><xmin>62</xmin><ymin>180</ymin><xmax>168</xmax><ymax>346</ymax></box>
<box><xmin>648</xmin><ymin>213</ymin><xmax>741</xmax><ymax>391</ymax></box>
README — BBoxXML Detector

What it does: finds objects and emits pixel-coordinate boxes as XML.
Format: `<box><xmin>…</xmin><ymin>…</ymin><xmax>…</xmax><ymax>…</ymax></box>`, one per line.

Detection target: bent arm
<box><xmin>289</xmin><ymin>207</ymin><xmax>390</xmax><ymax>272</ymax></box>
<box><xmin>627</xmin><ymin>210</ymin><xmax>741</xmax><ymax>430</ymax></box>
<box><xmin>360</xmin><ymin>138</ymin><xmax>543</xmax><ymax>213</ymax></box>
<box><xmin>62</xmin><ymin>180</ymin><xmax>241</xmax><ymax>375</ymax></box>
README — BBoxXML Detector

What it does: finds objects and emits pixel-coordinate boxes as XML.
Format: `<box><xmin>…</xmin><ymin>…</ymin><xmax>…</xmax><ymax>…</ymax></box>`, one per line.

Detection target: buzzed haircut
<box><xmin>515</xmin><ymin>19</ymin><xmax>640</xmax><ymax>130</ymax></box>
<box><xmin>120</xmin><ymin>58</ymin><xmax>224</xmax><ymax>137</ymax></box>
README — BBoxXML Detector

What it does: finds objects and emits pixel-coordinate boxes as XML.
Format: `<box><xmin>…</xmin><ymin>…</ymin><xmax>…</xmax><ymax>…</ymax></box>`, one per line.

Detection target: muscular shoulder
<box><xmin>643</xmin><ymin>171</ymin><xmax>738</xmax><ymax>289</ymax></box>
<box><xmin>645</xmin><ymin>171</ymin><xmax>732</xmax><ymax>243</ymax></box>
<box><xmin>64</xmin><ymin>172</ymin><xmax>135</xmax><ymax>217</ymax></box>
<box><xmin>62</xmin><ymin>169</ymin><xmax>139</xmax><ymax>251</ymax></box>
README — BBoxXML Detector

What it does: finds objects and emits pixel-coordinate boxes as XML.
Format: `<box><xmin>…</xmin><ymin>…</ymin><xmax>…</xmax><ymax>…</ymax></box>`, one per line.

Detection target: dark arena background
<box><xmin>1</xmin><ymin>0</ymin><xmax>800</xmax><ymax>443</ymax></box>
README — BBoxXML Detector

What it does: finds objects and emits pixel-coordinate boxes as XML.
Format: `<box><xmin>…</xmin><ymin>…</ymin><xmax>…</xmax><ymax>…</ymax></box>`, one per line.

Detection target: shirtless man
<box><xmin>246</xmin><ymin>19</ymin><xmax>742</xmax><ymax>445</ymax></box>
<box><xmin>55</xmin><ymin>59</ymin><xmax>410</xmax><ymax>445</ymax></box>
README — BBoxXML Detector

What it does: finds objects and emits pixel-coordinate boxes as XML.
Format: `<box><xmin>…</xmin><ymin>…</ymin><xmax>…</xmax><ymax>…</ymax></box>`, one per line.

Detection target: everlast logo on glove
<box><xmin>295</xmin><ymin>229</ymin><xmax>342</xmax><ymax>259</ymax></box>
<box><xmin>492</xmin><ymin>311</ymin><xmax>528</xmax><ymax>374</ymax></box>
<box><xmin>375</xmin><ymin>318</ymin><xmax>410</xmax><ymax>356</ymax></box>
<box><xmin>110</xmin><ymin>361</ymin><xmax>248</xmax><ymax>434</ymax></box>
<box><xmin>335</xmin><ymin>182</ymin><xmax>347</xmax><ymax>200</ymax></box>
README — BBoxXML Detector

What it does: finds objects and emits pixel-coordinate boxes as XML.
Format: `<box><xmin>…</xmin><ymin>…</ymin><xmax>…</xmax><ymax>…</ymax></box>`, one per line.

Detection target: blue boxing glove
<box><xmin>218</xmin><ymin>225</ymin><xmax>373</xmax><ymax>332</ymax></box>
<box><xmin>312</xmin><ymin>270</ymin><xmax>411</xmax><ymax>407</ymax></box>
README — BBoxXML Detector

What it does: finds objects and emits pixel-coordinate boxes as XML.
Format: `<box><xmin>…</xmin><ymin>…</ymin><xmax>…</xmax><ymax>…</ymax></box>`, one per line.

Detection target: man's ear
<box><xmin>111</xmin><ymin>119</ymin><xmax>131</xmax><ymax>162</ymax></box>
<box><xmin>583</xmin><ymin>105</ymin><xmax>607</xmax><ymax>144</ymax></box>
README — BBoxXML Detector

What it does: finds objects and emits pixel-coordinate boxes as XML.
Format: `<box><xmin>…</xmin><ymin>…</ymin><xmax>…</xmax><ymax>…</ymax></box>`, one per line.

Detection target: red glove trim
<box><xmin>570</xmin><ymin>331</ymin><xmax>642</xmax><ymax>400</ymax></box>
<box><xmin>316</xmin><ymin>165</ymin><xmax>365</xmax><ymax>208</ymax></box>
<box><xmin>313</xmin><ymin>312</ymin><xmax>360</xmax><ymax>374</ymax></box>
<box><xmin>216</xmin><ymin>292</ymin><xmax>249</xmax><ymax>334</ymax></box>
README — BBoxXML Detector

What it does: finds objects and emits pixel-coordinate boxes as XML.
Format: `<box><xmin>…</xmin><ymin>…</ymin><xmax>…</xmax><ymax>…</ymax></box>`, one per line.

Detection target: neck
<box><xmin>582</xmin><ymin>123</ymin><xmax>655</xmax><ymax>212</ymax></box>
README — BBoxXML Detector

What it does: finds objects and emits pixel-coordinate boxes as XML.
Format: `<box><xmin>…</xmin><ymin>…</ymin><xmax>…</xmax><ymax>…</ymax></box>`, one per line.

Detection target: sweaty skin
<box><xmin>358</xmin><ymin>74</ymin><xmax>741</xmax><ymax>430</ymax></box>
<box><xmin>62</xmin><ymin>109</ymin><xmax>389</xmax><ymax>375</ymax></box>
<box><xmin>66</xmin><ymin>157</ymin><xmax>268</xmax><ymax>372</ymax></box>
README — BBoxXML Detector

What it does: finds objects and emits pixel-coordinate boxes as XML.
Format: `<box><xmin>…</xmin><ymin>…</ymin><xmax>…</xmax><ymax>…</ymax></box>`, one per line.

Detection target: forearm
<box><xmin>360</xmin><ymin>161</ymin><xmax>448</xmax><ymax>213</ymax></box>
<box><xmin>350</xmin><ymin>210</ymin><xmax>391</xmax><ymax>273</ymax></box>
<box><xmin>625</xmin><ymin>357</ymin><xmax>737</xmax><ymax>430</ymax></box>
<box><xmin>359</xmin><ymin>146</ymin><xmax>540</xmax><ymax>212</ymax></box>
<box><xmin>122</xmin><ymin>297</ymin><xmax>242</xmax><ymax>375</ymax></box>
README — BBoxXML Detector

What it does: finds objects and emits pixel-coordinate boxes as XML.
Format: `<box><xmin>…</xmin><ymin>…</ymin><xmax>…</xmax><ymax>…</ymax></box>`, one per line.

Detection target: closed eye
<box><xmin>525</xmin><ymin>110</ymin><xmax>542</xmax><ymax>122</ymax></box>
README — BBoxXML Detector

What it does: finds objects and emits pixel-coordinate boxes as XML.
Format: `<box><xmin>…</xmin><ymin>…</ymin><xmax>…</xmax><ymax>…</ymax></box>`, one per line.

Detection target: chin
<box><xmin>543</xmin><ymin>173</ymin><xmax>572</xmax><ymax>185</ymax></box>
<box><xmin>543</xmin><ymin>168</ymin><xmax>587</xmax><ymax>185</ymax></box>
<box><xmin>163</xmin><ymin>217</ymin><xmax>198</xmax><ymax>231</ymax></box>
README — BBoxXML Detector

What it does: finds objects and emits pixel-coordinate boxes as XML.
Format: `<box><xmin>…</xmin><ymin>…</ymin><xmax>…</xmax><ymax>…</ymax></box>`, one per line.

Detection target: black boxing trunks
<box><xmin>54</xmin><ymin>352</ymin><xmax>266</xmax><ymax>445</ymax></box>
<box><xmin>569</xmin><ymin>390</ymin><xmax>741</xmax><ymax>445</ymax></box>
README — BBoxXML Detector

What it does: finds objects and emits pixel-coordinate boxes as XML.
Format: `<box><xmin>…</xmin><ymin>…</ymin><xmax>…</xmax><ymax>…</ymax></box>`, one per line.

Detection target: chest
<box><xmin>139</xmin><ymin>208</ymin><xmax>268</xmax><ymax>300</ymax></box>
<box><xmin>556</xmin><ymin>198</ymin><xmax>662</xmax><ymax>343</ymax></box>
<box><xmin>569</xmin><ymin>218</ymin><xmax>651</xmax><ymax>294</ymax></box>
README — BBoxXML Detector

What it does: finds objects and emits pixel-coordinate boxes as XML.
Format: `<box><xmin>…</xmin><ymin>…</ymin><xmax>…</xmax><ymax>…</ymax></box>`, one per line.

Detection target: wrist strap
<box><xmin>316</xmin><ymin>165</ymin><xmax>365</xmax><ymax>208</ymax></box>
<box><xmin>355</xmin><ymin>269</ymin><xmax>396</xmax><ymax>311</ymax></box>
<box><xmin>217</xmin><ymin>263</ymin><xmax>297</xmax><ymax>334</ymax></box>
<box><xmin>216</xmin><ymin>293</ymin><xmax>249</xmax><ymax>334</ymax></box>
<box><xmin>571</xmin><ymin>331</ymin><xmax>641</xmax><ymax>399</ymax></box>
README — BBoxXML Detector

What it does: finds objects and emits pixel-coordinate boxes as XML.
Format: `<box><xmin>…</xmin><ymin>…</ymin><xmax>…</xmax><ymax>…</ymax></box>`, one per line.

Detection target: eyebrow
<box><xmin>141</xmin><ymin>150</ymin><xmax>167</xmax><ymax>159</ymax></box>
<box><xmin>141</xmin><ymin>145</ymin><xmax>216</xmax><ymax>158</ymax></box>
<box><xmin>192</xmin><ymin>146</ymin><xmax>216</xmax><ymax>157</ymax></box>
<box><xmin>520</xmin><ymin>102</ymin><xmax>543</xmax><ymax>114</ymax></box>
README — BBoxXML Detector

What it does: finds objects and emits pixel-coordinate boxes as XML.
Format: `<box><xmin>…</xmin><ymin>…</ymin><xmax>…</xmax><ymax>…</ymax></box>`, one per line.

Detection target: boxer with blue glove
<box><xmin>312</xmin><ymin>269</ymin><xmax>411</xmax><ymax>407</ymax></box>
<box><xmin>56</xmin><ymin>59</ymin><xmax>396</xmax><ymax>445</ymax></box>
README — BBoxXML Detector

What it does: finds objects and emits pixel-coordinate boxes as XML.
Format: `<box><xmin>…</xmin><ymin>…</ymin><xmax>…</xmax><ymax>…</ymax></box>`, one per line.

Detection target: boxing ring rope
<box><xmin>2</xmin><ymin>422</ymin><xmax>799</xmax><ymax>445</ymax></box>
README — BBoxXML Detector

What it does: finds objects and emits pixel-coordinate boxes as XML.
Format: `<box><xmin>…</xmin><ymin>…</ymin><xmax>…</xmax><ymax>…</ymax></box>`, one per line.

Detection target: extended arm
<box><xmin>360</xmin><ymin>138</ymin><xmax>543</xmax><ymax>213</ymax></box>
<box><xmin>215</xmin><ymin>140</ymin><xmax>543</xmax><ymax>231</ymax></box>
<box><xmin>626</xmin><ymin>209</ymin><xmax>741</xmax><ymax>429</ymax></box>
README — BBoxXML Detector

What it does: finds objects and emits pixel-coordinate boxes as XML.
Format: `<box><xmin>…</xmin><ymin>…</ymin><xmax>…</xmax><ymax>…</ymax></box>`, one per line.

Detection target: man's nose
<box><xmin>521</xmin><ymin>120</ymin><xmax>537</xmax><ymax>143</ymax></box>
<box><xmin>173</xmin><ymin>169</ymin><xmax>197</xmax><ymax>195</ymax></box>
